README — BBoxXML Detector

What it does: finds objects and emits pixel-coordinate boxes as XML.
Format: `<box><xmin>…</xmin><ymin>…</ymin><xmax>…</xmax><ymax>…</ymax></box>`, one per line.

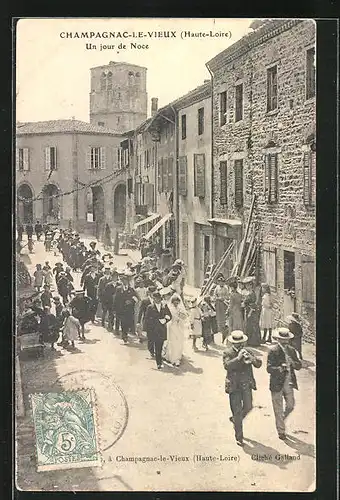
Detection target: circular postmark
<box><xmin>52</xmin><ymin>370</ymin><xmax>129</xmax><ymax>452</ymax></box>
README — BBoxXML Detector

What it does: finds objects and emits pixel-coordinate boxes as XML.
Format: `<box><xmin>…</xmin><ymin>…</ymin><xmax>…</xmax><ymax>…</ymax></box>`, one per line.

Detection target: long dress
<box><xmin>259</xmin><ymin>293</ymin><xmax>273</xmax><ymax>329</ymax></box>
<box><xmin>43</xmin><ymin>269</ymin><xmax>54</xmax><ymax>287</ymax></box>
<box><xmin>63</xmin><ymin>315</ymin><xmax>81</xmax><ymax>341</ymax></box>
<box><xmin>213</xmin><ymin>285</ymin><xmax>229</xmax><ymax>332</ymax></box>
<box><xmin>228</xmin><ymin>291</ymin><xmax>244</xmax><ymax>332</ymax></box>
<box><xmin>189</xmin><ymin>306</ymin><xmax>202</xmax><ymax>338</ymax></box>
<box><xmin>243</xmin><ymin>290</ymin><xmax>261</xmax><ymax>346</ymax></box>
<box><xmin>166</xmin><ymin>304</ymin><xmax>188</xmax><ymax>365</ymax></box>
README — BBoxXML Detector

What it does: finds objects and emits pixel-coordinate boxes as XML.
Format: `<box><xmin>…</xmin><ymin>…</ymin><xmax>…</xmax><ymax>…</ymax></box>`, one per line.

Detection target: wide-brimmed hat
<box><xmin>272</xmin><ymin>327</ymin><xmax>294</xmax><ymax>339</ymax></box>
<box><xmin>159</xmin><ymin>286</ymin><xmax>173</xmax><ymax>296</ymax></box>
<box><xmin>228</xmin><ymin>330</ymin><xmax>248</xmax><ymax>344</ymax></box>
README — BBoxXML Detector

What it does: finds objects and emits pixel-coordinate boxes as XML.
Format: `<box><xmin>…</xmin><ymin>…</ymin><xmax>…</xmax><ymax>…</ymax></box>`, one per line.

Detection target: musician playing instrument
<box><xmin>223</xmin><ymin>330</ymin><xmax>262</xmax><ymax>446</ymax></box>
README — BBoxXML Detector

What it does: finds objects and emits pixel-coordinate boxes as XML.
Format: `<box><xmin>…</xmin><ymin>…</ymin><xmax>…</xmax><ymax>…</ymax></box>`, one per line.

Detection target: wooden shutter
<box><xmin>44</xmin><ymin>147</ymin><xmax>50</xmax><ymax>170</ymax></box>
<box><xmin>310</xmin><ymin>151</ymin><xmax>316</xmax><ymax>205</ymax></box>
<box><xmin>181</xmin><ymin>222</ymin><xmax>189</xmax><ymax>266</ymax></box>
<box><xmin>264</xmin><ymin>155</ymin><xmax>269</xmax><ymax>201</ymax></box>
<box><xmin>194</xmin><ymin>154</ymin><xmax>205</xmax><ymax>198</ymax></box>
<box><xmin>158</xmin><ymin>158</ymin><xmax>163</xmax><ymax>193</ymax></box>
<box><xmin>303</xmin><ymin>152</ymin><xmax>311</xmax><ymax>204</ymax></box>
<box><xmin>220</xmin><ymin>161</ymin><xmax>227</xmax><ymax>205</ymax></box>
<box><xmin>263</xmin><ymin>248</ymin><xmax>277</xmax><ymax>288</ymax></box>
<box><xmin>268</xmin><ymin>154</ymin><xmax>278</xmax><ymax>203</ymax></box>
<box><xmin>301</xmin><ymin>255</ymin><xmax>315</xmax><ymax>305</ymax></box>
<box><xmin>178</xmin><ymin>156</ymin><xmax>187</xmax><ymax>196</ymax></box>
<box><xmin>16</xmin><ymin>148</ymin><xmax>19</xmax><ymax>170</ymax></box>
<box><xmin>234</xmin><ymin>159</ymin><xmax>243</xmax><ymax>207</ymax></box>
<box><xmin>162</xmin><ymin>157</ymin><xmax>169</xmax><ymax>192</ymax></box>
<box><xmin>23</xmin><ymin>148</ymin><xmax>29</xmax><ymax>171</ymax></box>
<box><xmin>87</xmin><ymin>147</ymin><xmax>92</xmax><ymax>169</ymax></box>
<box><xmin>100</xmin><ymin>147</ymin><xmax>106</xmax><ymax>169</ymax></box>
<box><xmin>168</xmin><ymin>157</ymin><xmax>174</xmax><ymax>191</ymax></box>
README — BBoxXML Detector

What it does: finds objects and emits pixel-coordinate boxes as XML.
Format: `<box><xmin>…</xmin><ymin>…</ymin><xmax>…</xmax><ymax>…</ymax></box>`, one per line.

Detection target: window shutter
<box><xmin>269</xmin><ymin>154</ymin><xmax>278</xmax><ymax>203</ymax></box>
<box><xmin>168</xmin><ymin>157</ymin><xmax>174</xmax><ymax>191</ymax></box>
<box><xmin>87</xmin><ymin>147</ymin><xmax>92</xmax><ymax>169</ymax></box>
<box><xmin>53</xmin><ymin>147</ymin><xmax>57</xmax><ymax>170</ymax></box>
<box><xmin>310</xmin><ymin>151</ymin><xmax>316</xmax><ymax>205</ymax></box>
<box><xmin>194</xmin><ymin>154</ymin><xmax>205</xmax><ymax>198</ymax></box>
<box><xmin>16</xmin><ymin>148</ymin><xmax>19</xmax><ymax>170</ymax></box>
<box><xmin>220</xmin><ymin>161</ymin><xmax>227</xmax><ymax>205</ymax></box>
<box><xmin>301</xmin><ymin>255</ymin><xmax>315</xmax><ymax>305</ymax></box>
<box><xmin>264</xmin><ymin>155</ymin><xmax>270</xmax><ymax>201</ymax></box>
<box><xmin>303</xmin><ymin>152</ymin><xmax>310</xmax><ymax>204</ymax></box>
<box><xmin>178</xmin><ymin>156</ymin><xmax>187</xmax><ymax>196</ymax></box>
<box><xmin>234</xmin><ymin>159</ymin><xmax>243</xmax><ymax>207</ymax></box>
<box><xmin>158</xmin><ymin>158</ymin><xmax>163</xmax><ymax>193</ymax></box>
<box><xmin>44</xmin><ymin>147</ymin><xmax>50</xmax><ymax>170</ymax></box>
<box><xmin>23</xmin><ymin>148</ymin><xmax>29</xmax><ymax>171</ymax></box>
<box><xmin>162</xmin><ymin>157</ymin><xmax>169</xmax><ymax>192</ymax></box>
<box><xmin>100</xmin><ymin>147</ymin><xmax>106</xmax><ymax>169</ymax></box>
<box><xmin>263</xmin><ymin>248</ymin><xmax>277</xmax><ymax>288</ymax></box>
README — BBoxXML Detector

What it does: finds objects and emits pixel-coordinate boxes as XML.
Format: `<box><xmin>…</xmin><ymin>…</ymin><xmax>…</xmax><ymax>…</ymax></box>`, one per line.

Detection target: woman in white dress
<box><xmin>188</xmin><ymin>297</ymin><xmax>202</xmax><ymax>350</ymax></box>
<box><xmin>62</xmin><ymin>310</ymin><xmax>81</xmax><ymax>349</ymax></box>
<box><xmin>166</xmin><ymin>293</ymin><xmax>189</xmax><ymax>367</ymax></box>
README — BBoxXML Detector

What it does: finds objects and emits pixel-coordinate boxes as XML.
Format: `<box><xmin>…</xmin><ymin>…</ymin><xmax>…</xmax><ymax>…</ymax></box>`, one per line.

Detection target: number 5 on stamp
<box><xmin>30</xmin><ymin>389</ymin><xmax>102</xmax><ymax>471</ymax></box>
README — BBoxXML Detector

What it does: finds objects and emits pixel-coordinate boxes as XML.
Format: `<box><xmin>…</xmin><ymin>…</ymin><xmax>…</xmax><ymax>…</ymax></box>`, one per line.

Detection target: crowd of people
<box><xmin>17</xmin><ymin>225</ymin><xmax>306</xmax><ymax>446</ymax></box>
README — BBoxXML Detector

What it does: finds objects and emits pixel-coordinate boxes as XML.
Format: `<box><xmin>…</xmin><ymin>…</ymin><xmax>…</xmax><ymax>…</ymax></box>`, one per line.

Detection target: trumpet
<box><xmin>240</xmin><ymin>348</ymin><xmax>253</xmax><ymax>364</ymax></box>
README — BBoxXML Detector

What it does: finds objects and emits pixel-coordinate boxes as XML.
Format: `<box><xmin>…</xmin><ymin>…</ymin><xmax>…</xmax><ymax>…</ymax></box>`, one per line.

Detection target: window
<box><xmin>264</xmin><ymin>153</ymin><xmax>279</xmax><ymax>203</ymax></box>
<box><xmin>194</xmin><ymin>154</ymin><xmax>205</xmax><ymax>198</ymax></box>
<box><xmin>234</xmin><ymin>160</ymin><xmax>243</xmax><ymax>208</ymax></box>
<box><xmin>100</xmin><ymin>72</ymin><xmax>106</xmax><ymax>91</ymax></box>
<box><xmin>219</xmin><ymin>91</ymin><xmax>227</xmax><ymax>126</ymax></box>
<box><xmin>301</xmin><ymin>255</ymin><xmax>315</xmax><ymax>305</ymax></box>
<box><xmin>198</xmin><ymin>107</ymin><xmax>204</xmax><ymax>135</ymax></box>
<box><xmin>306</xmin><ymin>47</ymin><xmax>316</xmax><ymax>100</ymax></box>
<box><xmin>263</xmin><ymin>248</ymin><xmax>277</xmax><ymax>288</ymax></box>
<box><xmin>107</xmin><ymin>71</ymin><xmax>113</xmax><ymax>90</ymax></box>
<box><xmin>123</xmin><ymin>148</ymin><xmax>129</xmax><ymax>167</ymax></box>
<box><xmin>44</xmin><ymin>146</ymin><xmax>57</xmax><ymax>171</ymax></box>
<box><xmin>178</xmin><ymin>156</ymin><xmax>188</xmax><ymax>196</ymax></box>
<box><xmin>303</xmin><ymin>149</ymin><xmax>316</xmax><ymax>206</ymax></box>
<box><xmin>283</xmin><ymin>251</ymin><xmax>295</xmax><ymax>291</ymax></box>
<box><xmin>181</xmin><ymin>114</ymin><xmax>187</xmax><ymax>140</ymax></box>
<box><xmin>267</xmin><ymin>66</ymin><xmax>278</xmax><ymax>112</ymax></box>
<box><xmin>98</xmin><ymin>121</ymin><xmax>105</xmax><ymax>127</ymax></box>
<box><xmin>235</xmin><ymin>84</ymin><xmax>243</xmax><ymax>122</ymax></box>
<box><xmin>117</xmin><ymin>147</ymin><xmax>123</xmax><ymax>169</ymax></box>
<box><xmin>88</xmin><ymin>147</ymin><xmax>106</xmax><ymax>170</ymax></box>
<box><xmin>162</xmin><ymin>157</ymin><xmax>169</xmax><ymax>192</ymax></box>
<box><xmin>17</xmin><ymin>148</ymin><xmax>29</xmax><ymax>171</ymax></box>
<box><xmin>220</xmin><ymin>161</ymin><xmax>228</xmax><ymax>205</ymax></box>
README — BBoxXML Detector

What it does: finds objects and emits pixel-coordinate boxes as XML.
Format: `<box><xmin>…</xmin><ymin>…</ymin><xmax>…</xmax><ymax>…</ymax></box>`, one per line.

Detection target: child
<box><xmin>43</xmin><ymin>265</ymin><xmax>54</xmax><ymax>288</ymax></box>
<box><xmin>62</xmin><ymin>310</ymin><xmax>81</xmax><ymax>349</ymax></box>
<box><xmin>189</xmin><ymin>297</ymin><xmax>202</xmax><ymax>350</ymax></box>
<box><xmin>40</xmin><ymin>284</ymin><xmax>52</xmax><ymax>308</ymax></box>
<box><xmin>33</xmin><ymin>264</ymin><xmax>44</xmax><ymax>292</ymax></box>
<box><xmin>200</xmin><ymin>296</ymin><xmax>217</xmax><ymax>350</ymax></box>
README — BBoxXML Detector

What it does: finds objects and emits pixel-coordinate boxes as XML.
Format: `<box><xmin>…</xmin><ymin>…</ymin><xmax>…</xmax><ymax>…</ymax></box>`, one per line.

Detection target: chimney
<box><xmin>151</xmin><ymin>98</ymin><xmax>158</xmax><ymax>117</ymax></box>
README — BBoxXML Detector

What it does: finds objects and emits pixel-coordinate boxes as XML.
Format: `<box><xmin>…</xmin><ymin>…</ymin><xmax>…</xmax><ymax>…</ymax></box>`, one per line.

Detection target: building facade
<box><xmin>16</xmin><ymin>120</ymin><xmax>129</xmax><ymax>240</ymax></box>
<box><xmin>89</xmin><ymin>61</ymin><xmax>148</xmax><ymax>133</ymax></box>
<box><xmin>176</xmin><ymin>82</ymin><xmax>212</xmax><ymax>287</ymax></box>
<box><xmin>206</xmin><ymin>19</ymin><xmax>316</xmax><ymax>338</ymax></box>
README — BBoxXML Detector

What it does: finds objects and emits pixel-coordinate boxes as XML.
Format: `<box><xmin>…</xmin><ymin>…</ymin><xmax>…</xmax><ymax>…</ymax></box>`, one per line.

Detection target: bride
<box><xmin>165</xmin><ymin>293</ymin><xmax>189</xmax><ymax>367</ymax></box>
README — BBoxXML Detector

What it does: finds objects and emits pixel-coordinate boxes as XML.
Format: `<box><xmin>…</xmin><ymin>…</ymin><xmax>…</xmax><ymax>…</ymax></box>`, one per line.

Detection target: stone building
<box><xmin>16</xmin><ymin>119</ymin><xmax>128</xmax><ymax>239</ymax></box>
<box><xmin>206</xmin><ymin>19</ymin><xmax>316</xmax><ymax>337</ymax></box>
<box><xmin>176</xmin><ymin>82</ymin><xmax>212</xmax><ymax>287</ymax></box>
<box><xmin>90</xmin><ymin>61</ymin><xmax>148</xmax><ymax>133</ymax></box>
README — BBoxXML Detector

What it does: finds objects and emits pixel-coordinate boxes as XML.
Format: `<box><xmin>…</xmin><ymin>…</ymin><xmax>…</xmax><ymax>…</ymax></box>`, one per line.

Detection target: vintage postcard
<box><xmin>15</xmin><ymin>17</ymin><xmax>316</xmax><ymax>492</ymax></box>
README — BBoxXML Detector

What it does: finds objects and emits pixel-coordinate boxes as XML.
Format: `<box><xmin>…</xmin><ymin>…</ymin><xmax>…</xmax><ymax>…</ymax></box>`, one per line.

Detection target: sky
<box><xmin>16</xmin><ymin>18</ymin><xmax>254</xmax><ymax>122</ymax></box>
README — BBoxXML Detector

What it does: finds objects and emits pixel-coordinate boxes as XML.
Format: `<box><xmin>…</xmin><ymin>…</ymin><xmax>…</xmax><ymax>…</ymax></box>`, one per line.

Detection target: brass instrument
<box><xmin>240</xmin><ymin>348</ymin><xmax>253</xmax><ymax>364</ymax></box>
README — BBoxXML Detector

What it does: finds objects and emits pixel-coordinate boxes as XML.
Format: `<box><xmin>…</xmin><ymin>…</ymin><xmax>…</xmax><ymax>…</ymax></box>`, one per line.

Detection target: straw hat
<box><xmin>272</xmin><ymin>327</ymin><xmax>294</xmax><ymax>340</ymax></box>
<box><xmin>227</xmin><ymin>330</ymin><xmax>248</xmax><ymax>344</ymax></box>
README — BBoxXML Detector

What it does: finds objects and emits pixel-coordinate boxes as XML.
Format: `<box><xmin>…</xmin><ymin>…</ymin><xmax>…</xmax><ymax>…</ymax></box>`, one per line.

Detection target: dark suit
<box><xmin>223</xmin><ymin>346</ymin><xmax>262</xmax><ymax>442</ymax></box>
<box><xmin>143</xmin><ymin>302</ymin><xmax>172</xmax><ymax>366</ymax></box>
<box><xmin>83</xmin><ymin>273</ymin><xmax>100</xmax><ymax>321</ymax></box>
<box><xmin>137</xmin><ymin>297</ymin><xmax>152</xmax><ymax>350</ymax></box>
<box><xmin>97</xmin><ymin>275</ymin><xmax>113</xmax><ymax>326</ymax></box>
<box><xmin>114</xmin><ymin>286</ymin><xmax>139</xmax><ymax>341</ymax></box>
<box><xmin>267</xmin><ymin>343</ymin><xmax>302</xmax><ymax>435</ymax></box>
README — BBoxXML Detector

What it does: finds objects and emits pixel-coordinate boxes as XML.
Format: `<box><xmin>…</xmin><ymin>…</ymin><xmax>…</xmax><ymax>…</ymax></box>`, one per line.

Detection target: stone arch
<box><xmin>17</xmin><ymin>182</ymin><xmax>34</xmax><ymax>223</ymax></box>
<box><xmin>113</xmin><ymin>183</ymin><xmax>126</xmax><ymax>227</ymax></box>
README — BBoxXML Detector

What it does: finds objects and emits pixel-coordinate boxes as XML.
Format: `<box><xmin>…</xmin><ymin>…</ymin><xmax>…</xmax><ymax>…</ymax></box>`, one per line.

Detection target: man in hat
<box><xmin>97</xmin><ymin>266</ymin><xmax>113</xmax><ymax>328</ymax></box>
<box><xmin>143</xmin><ymin>291</ymin><xmax>172</xmax><ymax>369</ymax></box>
<box><xmin>102</xmin><ymin>270</ymin><xmax>119</xmax><ymax>331</ymax></box>
<box><xmin>113</xmin><ymin>274</ymin><xmax>139</xmax><ymax>344</ymax></box>
<box><xmin>82</xmin><ymin>265</ymin><xmax>100</xmax><ymax>322</ymax></box>
<box><xmin>223</xmin><ymin>330</ymin><xmax>262</xmax><ymax>446</ymax></box>
<box><xmin>34</xmin><ymin>220</ymin><xmax>43</xmax><ymax>241</ymax></box>
<box><xmin>137</xmin><ymin>285</ymin><xmax>157</xmax><ymax>350</ymax></box>
<box><xmin>267</xmin><ymin>327</ymin><xmax>302</xmax><ymax>440</ymax></box>
<box><xmin>286</xmin><ymin>313</ymin><xmax>303</xmax><ymax>360</ymax></box>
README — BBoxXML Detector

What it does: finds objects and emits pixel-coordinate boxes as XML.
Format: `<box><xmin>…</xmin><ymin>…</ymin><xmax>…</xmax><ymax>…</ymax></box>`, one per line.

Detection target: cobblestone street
<box><xmin>16</xmin><ymin>239</ymin><xmax>316</xmax><ymax>492</ymax></box>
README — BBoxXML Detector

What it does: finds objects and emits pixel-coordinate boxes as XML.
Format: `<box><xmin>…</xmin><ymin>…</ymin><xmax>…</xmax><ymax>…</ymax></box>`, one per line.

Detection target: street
<box><xmin>16</xmin><ymin>238</ymin><xmax>316</xmax><ymax>492</ymax></box>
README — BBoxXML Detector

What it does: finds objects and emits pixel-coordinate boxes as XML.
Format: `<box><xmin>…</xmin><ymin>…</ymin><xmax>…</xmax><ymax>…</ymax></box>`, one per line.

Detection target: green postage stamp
<box><xmin>30</xmin><ymin>389</ymin><xmax>101</xmax><ymax>471</ymax></box>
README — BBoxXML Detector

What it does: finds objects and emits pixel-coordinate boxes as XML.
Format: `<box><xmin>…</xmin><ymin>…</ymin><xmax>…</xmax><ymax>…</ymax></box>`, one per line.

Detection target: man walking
<box><xmin>97</xmin><ymin>266</ymin><xmax>113</xmax><ymax>328</ymax></box>
<box><xmin>34</xmin><ymin>220</ymin><xmax>43</xmax><ymax>241</ymax></box>
<box><xmin>26</xmin><ymin>222</ymin><xmax>34</xmax><ymax>241</ymax></box>
<box><xmin>82</xmin><ymin>265</ymin><xmax>100</xmax><ymax>323</ymax></box>
<box><xmin>223</xmin><ymin>330</ymin><xmax>262</xmax><ymax>446</ymax></box>
<box><xmin>114</xmin><ymin>274</ymin><xmax>139</xmax><ymax>344</ymax></box>
<box><xmin>267</xmin><ymin>327</ymin><xmax>302</xmax><ymax>440</ymax></box>
<box><xmin>143</xmin><ymin>291</ymin><xmax>172</xmax><ymax>369</ymax></box>
<box><xmin>137</xmin><ymin>285</ymin><xmax>156</xmax><ymax>349</ymax></box>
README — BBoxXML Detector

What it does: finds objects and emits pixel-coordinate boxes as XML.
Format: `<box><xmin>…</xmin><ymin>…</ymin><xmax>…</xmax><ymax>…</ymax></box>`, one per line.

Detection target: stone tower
<box><xmin>89</xmin><ymin>61</ymin><xmax>148</xmax><ymax>133</ymax></box>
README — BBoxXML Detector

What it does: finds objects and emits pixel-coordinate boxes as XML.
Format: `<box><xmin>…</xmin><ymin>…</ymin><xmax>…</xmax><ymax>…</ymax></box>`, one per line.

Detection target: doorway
<box><xmin>113</xmin><ymin>184</ymin><xmax>126</xmax><ymax>228</ymax></box>
<box><xmin>17</xmin><ymin>184</ymin><xmax>33</xmax><ymax>223</ymax></box>
<box><xmin>283</xmin><ymin>250</ymin><xmax>296</xmax><ymax>317</ymax></box>
<box><xmin>42</xmin><ymin>184</ymin><xmax>60</xmax><ymax>223</ymax></box>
